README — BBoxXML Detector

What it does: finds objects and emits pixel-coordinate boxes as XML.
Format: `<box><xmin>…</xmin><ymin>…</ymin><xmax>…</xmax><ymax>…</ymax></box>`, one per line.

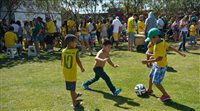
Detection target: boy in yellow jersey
<box><xmin>82</xmin><ymin>40</ymin><xmax>122</xmax><ymax>96</ymax></box>
<box><xmin>142</xmin><ymin>28</ymin><xmax>186</xmax><ymax>102</ymax></box>
<box><xmin>127</xmin><ymin>14</ymin><xmax>136</xmax><ymax>51</ymax></box>
<box><xmin>61</xmin><ymin>34</ymin><xmax>85</xmax><ymax>108</ymax></box>
<box><xmin>189</xmin><ymin>20</ymin><xmax>197</xmax><ymax>46</ymax></box>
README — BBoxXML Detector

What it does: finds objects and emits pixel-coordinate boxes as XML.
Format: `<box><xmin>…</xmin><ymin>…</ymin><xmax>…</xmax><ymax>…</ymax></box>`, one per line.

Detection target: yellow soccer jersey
<box><xmin>153</xmin><ymin>40</ymin><xmax>169</xmax><ymax>67</ymax></box>
<box><xmin>61</xmin><ymin>48</ymin><xmax>78</xmax><ymax>82</ymax></box>
<box><xmin>4</xmin><ymin>31</ymin><xmax>18</xmax><ymax>48</ymax></box>
<box><xmin>47</xmin><ymin>21</ymin><xmax>55</xmax><ymax>33</ymax></box>
<box><xmin>80</xmin><ymin>23</ymin><xmax>89</xmax><ymax>34</ymax></box>
<box><xmin>67</xmin><ymin>20</ymin><xmax>76</xmax><ymax>31</ymax></box>
<box><xmin>189</xmin><ymin>25</ymin><xmax>197</xmax><ymax>36</ymax></box>
<box><xmin>137</xmin><ymin>20</ymin><xmax>145</xmax><ymax>33</ymax></box>
<box><xmin>127</xmin><ymin>17</ymin><xmax>135</xmax><ymax>33</ymax></box>
<box><xmin>96</xmin><ymin>23</ymin><xmax>101</xmax><ymax>32</ymax></box>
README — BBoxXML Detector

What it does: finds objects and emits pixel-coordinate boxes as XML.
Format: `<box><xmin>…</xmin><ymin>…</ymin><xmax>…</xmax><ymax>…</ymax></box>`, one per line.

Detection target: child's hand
<box><xmin>142</xmin><ymin>59</ymin><xmax>148</xmax><ymax>64</ymax></box>
<box><xmin>114</xmin><ymin>64</ymin><xmax>119</xmax><ymax>68</ymax></box>
<box><xmin>81</xmin><ymin>68</ymin><xmax>85</xmax><ymax>72</ymax></box>
<box><xmin>103</xmin><ymin>58</ymin><xmax>109</xmax><ymax>61</ymax></box>
<box><xmin>147</xmin><ymin>63</ymin><xmax>152</xmax><ymax>68</ymax></box>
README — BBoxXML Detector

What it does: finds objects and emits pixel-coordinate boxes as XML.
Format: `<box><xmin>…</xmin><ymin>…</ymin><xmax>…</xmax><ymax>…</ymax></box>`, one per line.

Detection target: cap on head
<box><xmin>145</xmin><ymin>28</ymin><xmax>161</xmax><ymax>42</ymax></box>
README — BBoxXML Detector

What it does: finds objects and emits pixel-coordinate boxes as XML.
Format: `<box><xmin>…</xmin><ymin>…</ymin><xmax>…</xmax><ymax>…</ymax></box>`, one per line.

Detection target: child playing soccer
<box><xmin>61</xmin><ymin>34</ymin><xmax>85</xmax><ymax>108</ymax></box>
<box><xmin>82</xmin><ymin>40</ymin><xmax>122</xmax><ymax>96</ymax></box>
<box><xmin>142</xmin><ymin>28</ymin><xmax>186</xmax><ymax>102</ymax></box>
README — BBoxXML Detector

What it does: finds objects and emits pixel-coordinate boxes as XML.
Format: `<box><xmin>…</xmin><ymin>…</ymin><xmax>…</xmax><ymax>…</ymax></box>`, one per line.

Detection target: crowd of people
<box><xmin>0</xmin><ymin>11</ymin><xmax>200</xmax><ymax>57</ymax></box>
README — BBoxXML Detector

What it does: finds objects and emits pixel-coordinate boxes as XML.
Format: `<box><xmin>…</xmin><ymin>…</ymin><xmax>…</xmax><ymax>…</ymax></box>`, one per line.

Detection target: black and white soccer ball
<box><xmin>135</xmin><ymin>84</ymin><xmax>146</xmax><ymax>96</ymax></box>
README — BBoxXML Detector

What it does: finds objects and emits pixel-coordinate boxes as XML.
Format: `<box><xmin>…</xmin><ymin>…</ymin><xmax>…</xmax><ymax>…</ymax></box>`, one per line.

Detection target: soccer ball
<box><xmin>135</xmin><ymin>84</ymin><xmax>146</xmax><ymax>96</ymax></box>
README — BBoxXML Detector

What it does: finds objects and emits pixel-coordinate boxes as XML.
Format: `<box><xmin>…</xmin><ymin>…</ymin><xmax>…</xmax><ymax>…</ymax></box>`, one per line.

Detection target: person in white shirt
<box><xmin>157</xmin><ymin>16</ymin><xmax>165</xmax><ymax>34</ymax></box>
<box><xmin>88</xmin><ymin>18</ymin><xmax>96</xmax><ymax>55</ymax></box>
<box><xmin>10</xmin><ymin>20</ymin><xmax>19</xmax><ymax>37</ymax></box>
<box><xmin>112</xmin><ymin>16</ymin><xmax>122</xmax><ymax>48</ymax></box>
<box><xmin>178</xmin><ymin>15</ymin><xmax>189</xmax><ymax>51</ymax></box>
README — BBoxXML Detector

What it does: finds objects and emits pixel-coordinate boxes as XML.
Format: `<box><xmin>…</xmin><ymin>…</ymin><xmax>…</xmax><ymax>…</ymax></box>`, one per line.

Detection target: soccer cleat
<box><xmin>82</xmin><ymin>83</ymin><xmax>91</xmax><ymax>90</ymax></box>
<box><xmin>160</xmin><ymin>95</ymin><xmax>170</xmax><ymax>102</ymax></box>
<box><xmin>113</xmin><ymin>88</ymin><xmax>122</xmax><ymax>96</ymax></box>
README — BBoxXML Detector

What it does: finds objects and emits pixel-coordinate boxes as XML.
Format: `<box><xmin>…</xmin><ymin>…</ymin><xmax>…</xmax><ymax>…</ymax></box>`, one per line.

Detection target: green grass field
<box><xmin>0</xmin><ymin>43</ymin><xmax>200</xmax><ymax>111</ymax></box>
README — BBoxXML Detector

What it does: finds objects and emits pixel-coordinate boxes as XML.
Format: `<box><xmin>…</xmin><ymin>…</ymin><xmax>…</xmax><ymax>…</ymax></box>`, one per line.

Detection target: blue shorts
<box><xmin>66</xmin><ymin>81</ymin><xmax>76</xmax><ymax>91</ymax></box>
<box><xmin>80</xmin><ymin>34</ymin><xmax>89</xmax><ymax>40</ymax></box>
<box><xmin>90</xmin><ymin>33</ymin><xmax>96</xmax><ymax>42</ymax></box>
<box><xmin>149</xmin><ymin>64</ymin><xmax>167</xmax><ymax>85</ymax></box>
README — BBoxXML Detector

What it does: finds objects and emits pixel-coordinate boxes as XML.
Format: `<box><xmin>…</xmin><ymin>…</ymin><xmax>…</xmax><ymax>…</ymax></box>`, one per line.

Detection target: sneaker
<box><xmin>113</xmin><ymin>88</ymin><xmax>122</xmax><ymax>96</ymax></box>
<box><xmin>82</xmin><ymin>83</ymin><xmax>91</xmax><ymax>90</ymax></box>
<box><xmin>160</xmin><ymin>95</ymin><xmax>170</xmax><ymax>102</ymax></box>
<box><xmin>146</xmin><ymin>90</ymin><xmax>154</xmax><ymax>95</ymax></box>
<box><xmin>76</xmin><ymin>93</ymin><xmax>82</xmax><ymax>99</ymax></box>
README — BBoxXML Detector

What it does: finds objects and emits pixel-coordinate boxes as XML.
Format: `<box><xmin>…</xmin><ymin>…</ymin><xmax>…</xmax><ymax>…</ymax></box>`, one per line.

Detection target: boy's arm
<box><xmin>76</xmin><ymin>52</ymin><xmax>85</xmax><ymax>72</ymax></box>
<box><xmin>95</xmin><ymin>52</ymin><xmax>107</xmax><ymax>62</ymax></box>
<box><xmin>168</xmin><ymin>46</ymin><xmax>186</xmax><ymax>57</ymax></box>
<box><xmin>107</xmin><ymin>56</ymin><xmax>119</xmax><ymax>68</ymax></box>
<box><xmin>142</xmin><ymin>56</ymin><xmax>163</xmax><ymax>64</ymax></box>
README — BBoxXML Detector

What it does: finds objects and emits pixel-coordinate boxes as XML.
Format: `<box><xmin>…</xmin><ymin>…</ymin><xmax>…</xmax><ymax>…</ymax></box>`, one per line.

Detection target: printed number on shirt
<box><xmin>64</xmin><ymin>55</ymin><xmax>73</xmax><ymax>69</ymax></box>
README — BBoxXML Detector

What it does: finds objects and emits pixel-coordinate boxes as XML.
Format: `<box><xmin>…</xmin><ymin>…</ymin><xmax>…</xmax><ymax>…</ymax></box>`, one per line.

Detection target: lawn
<box><xmin>0</xmin><ymin>43</ymin><xmax>199</xmax><ymax>111</ymax></box>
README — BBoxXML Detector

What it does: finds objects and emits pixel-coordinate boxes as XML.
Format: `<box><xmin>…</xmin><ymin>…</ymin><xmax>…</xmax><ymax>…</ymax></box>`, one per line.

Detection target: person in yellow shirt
<box><xmin>46</xmin><ymin>17</ymin><xmax>55</xmax><ymax>53</ymax></box>
<box><xmin>67</xmin><ymin>18</ymin><xmax>76</xmax><ymax>34</ymax></box>
<box><xmin>61</xmin><ymin>34</ymin><xmax>85</xmax><ymax>108</ymax></box>
<box><xmin>137</xmin><ymin>15</ymin><xmax>145</xmax><ymax>34</ymax></box>
<box><xmin>79</xmin><ymin>18</ymin><xmax>90</xmax><ymax>50</ymax></box>
<box><xmin>127</xmin><ymin>14</ymin><xmax>136</xmax><ymax>51</ymax></box>
<box><xmin>4</xmin><ymin>26</ymin><xmax>22</xmax><ymax>54</ymax></box>
<box><xmin>96</xmin><ymin>21</ymin><xmax>101</xmax><ymax>45</ymax></box>
<box><xmin>189</xmin><ymin>20</ymin><xmax>197</xmax><ymax>46</ymax></box>
<box><xmin>142</xmin><ymin>28</ymin><xmax>186</xmax><ymax>102</ymax></box>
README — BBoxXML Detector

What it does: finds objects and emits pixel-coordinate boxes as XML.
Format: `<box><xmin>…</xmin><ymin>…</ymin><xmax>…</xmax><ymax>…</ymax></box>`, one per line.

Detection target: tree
<box><xmin>33</xmin><ymin>0</ymin><xmax>62</xmax><ymax>20</ymax></box>
<box><xmin>0</xmin><ymin>0</ymin><xmax>25</xmax><ymax>21</ymax></box>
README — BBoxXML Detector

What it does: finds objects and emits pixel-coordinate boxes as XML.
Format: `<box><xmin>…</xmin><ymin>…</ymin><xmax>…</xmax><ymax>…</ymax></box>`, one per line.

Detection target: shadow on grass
<box><xmin>74</xmin><ymin>105</ymin><xmax>84</xmax><ymax>111</ymax></box>
<box><xmin>164</xmin><ymin>99</ymin><xmax>195</xmax><ymax>111</ymax></box>
<box><xmin>137</xmin><ymin>94</ymin><xmax>150</xmax><ymax>99</ymax></box>
<box><xmin>166</xmin><ymin>66</ymin><xmax>177</xmax><ymax>73</ymax></box>
<box><xmin>188</xmin><ymin>52</ymin><xmax>200</xmax><ymax>55</ymax></box>
<box><xmin>90</xmin><ymin>89</ymin><xmax>140</xmax><ymax>109</ymax></box>
<box><xmin>0</xmin><ymin>51</ymin><xmax>61</xmax><ymax>69</ymax></box>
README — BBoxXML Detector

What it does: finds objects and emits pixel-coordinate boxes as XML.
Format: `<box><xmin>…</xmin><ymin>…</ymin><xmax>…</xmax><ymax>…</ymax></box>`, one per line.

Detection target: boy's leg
<box><xmin>147</xmin><ymin>78</ymin><xmax>153</xmax><ymax>91</ymax></box>
<box><xmin>83</xmin><ymin>73</ymin><xmax>100</xmax><ymax>86</ymax></box>
<box><xmin>146</xmin><ymin>64</ymin><xmax>155</xmax><ymax>94</ymax></box>
<box><xmin>70</xmin><ymin>91</ymin><xmax>77</xmax><ymax>106</ymax></box>
<box><xmin>66</xmin><ymin>81</ymin><xmax>81</xmax><ymax>107</ymax></box>
<box><xmin>99</xmin><ymin>69</ymin><xmax>116</xmax><ymax>93</ymax></box>
<box><xmin>152</xmin><ymin>66</ymin><xmax>170</xmax><ymax>101</ymax></box>
<box><xmin>155</xmin><ymin>84</ymin><xmax>169</xmax><ymax>97</ymax></box>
